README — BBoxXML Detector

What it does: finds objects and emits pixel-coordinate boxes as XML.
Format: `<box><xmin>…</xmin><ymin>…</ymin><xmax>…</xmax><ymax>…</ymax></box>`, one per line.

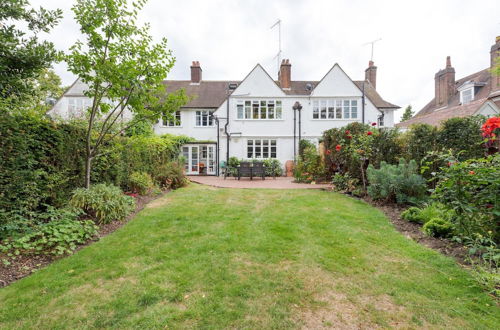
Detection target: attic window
<box><xmin>461</xmin><ymin>88</ymin><xmax>473</xmax><ymax>105</ymax></box>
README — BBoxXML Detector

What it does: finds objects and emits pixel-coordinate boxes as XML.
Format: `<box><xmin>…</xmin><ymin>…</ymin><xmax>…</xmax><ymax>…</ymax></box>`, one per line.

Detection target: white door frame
<box><xmin>181</xmin><ymin>143</ymin><xmax>217</xmax><ymax>175</ymax></box>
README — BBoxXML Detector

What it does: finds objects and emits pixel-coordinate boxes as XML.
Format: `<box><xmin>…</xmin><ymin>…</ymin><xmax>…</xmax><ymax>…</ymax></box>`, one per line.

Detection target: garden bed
<box><xmin>0</xmin><ymin>192</ymin><xmax>166</xmax><ymax>288</ymax></box>
<box><xmin>368</xmin><ymin>199</ymin><xmax>468</xmax><ymax>265</ymax></box>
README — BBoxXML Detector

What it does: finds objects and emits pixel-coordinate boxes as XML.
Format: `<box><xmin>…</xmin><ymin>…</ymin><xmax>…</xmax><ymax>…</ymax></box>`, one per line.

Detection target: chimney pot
<box><xmin>446</xmin><ymin>56</ymin><xmax>451</xmax><ymax>68</ymax></box>
<box><xmin>190</xmin><ymin>61</ymin><xmax>202</xmax><ymax>83</ymax></box>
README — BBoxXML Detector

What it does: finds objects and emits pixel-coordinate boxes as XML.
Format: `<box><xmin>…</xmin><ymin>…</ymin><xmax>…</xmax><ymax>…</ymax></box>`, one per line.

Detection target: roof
<box><xmin>396</xmin><ymin>99</ymin><xmax>487</xmax><ymax>128</ymax></box>
<box><xmin>416</xmin><ymin>68</ymin><xmax>491</xmax><ymax>118</ymax></box>
<box><xmin>397</xmin><ymin>66</ymin><xmax>499</xmax><ymax>128</ymax></box>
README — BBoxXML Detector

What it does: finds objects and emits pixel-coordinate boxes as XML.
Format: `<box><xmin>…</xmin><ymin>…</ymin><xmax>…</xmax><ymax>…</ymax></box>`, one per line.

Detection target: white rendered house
<box><xmin>49</xmin><ymin>59</ymin><xmax>399</xmax><ymax>176</ymax></box>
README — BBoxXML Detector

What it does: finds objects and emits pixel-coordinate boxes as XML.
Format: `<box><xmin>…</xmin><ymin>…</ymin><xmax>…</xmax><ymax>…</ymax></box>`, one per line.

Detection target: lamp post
<box><xmin>292</xmin><ymin>101</ymin><xmax>303</xmax><ymax>161</ymax></box>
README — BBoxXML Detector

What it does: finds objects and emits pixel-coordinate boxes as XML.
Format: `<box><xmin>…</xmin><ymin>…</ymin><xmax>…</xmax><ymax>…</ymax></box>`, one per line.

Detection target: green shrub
<box><xmin>263</xmin><ymin>159</ymin><xmax>283</xmax><ymax>177</ymax></box>
<box><xmin>402</xmin><ymin>124</ymin><xmax>439</xmax><ymax>165</ymax></box>
<box><xmin>433</xmin><ymin>154</ymin><xmax>499</xmax><ymax>242</ymax></box>
<box><xmin>294</xmin><ymin>145</ymin><xmax>325</xmax><ymax>183</ymax></box>
<box><xmin>438</xmin><ymin>116</ymin><xmax>485</xmax><ymax>161</ymax></box>
<box><xmin>423</xmin><ymin>217</ymin><xmax>454</xmax><ymax>238</ymax></box>
<box><xmin>0</xmin><ymin>209</ymin><xmax>98</xmax><ymax>257</ymax></box>
<box><xmin>332</xmin><ymin>173</ymin><xmax>358</xmax><ymax>193</ymax></box>
<box><xmin>128</xmin><ymin>171</ymin><xmax>155</xmax><ymax>195</ymax></box>
<box><xmin>69</xmin><ymin>184</ymin><xmax>135</xmax><ymax>224</ymax></box>
<box><xmin>367</xmin><ymin>159</ymin><xmax>427</xmax><ymax>204</ymax></box>
<box><xmin>153</xmin><ymin>161</ymin><xmax>188</xmax><ymax>189</ymax></box>
<box><xmin>401</xmin><ymin>207</ymin><xmax>424</xmax><ymax>224</ymax></box>
<box><xmin>299</xmin><ymin>139</ymin><xmax>316</xmax><ymax>157</ymax></box>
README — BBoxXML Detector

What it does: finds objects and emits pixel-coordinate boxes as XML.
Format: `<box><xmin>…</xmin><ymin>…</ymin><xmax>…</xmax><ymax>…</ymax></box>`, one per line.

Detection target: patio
<box><xmin>188</xmin><ymin>176</ymin><xmax>332</xmax><ymax>189</ymax></box>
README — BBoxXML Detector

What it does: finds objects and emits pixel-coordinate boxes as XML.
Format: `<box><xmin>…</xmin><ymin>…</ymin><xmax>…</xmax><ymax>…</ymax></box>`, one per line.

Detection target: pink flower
<box><xmin>371</xmin><ymin>122</ymin><xmax>377</xmax><ymax>126</ymax></box>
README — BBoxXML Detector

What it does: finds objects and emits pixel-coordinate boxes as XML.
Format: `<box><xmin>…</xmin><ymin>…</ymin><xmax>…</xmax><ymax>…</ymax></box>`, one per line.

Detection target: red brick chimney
<box><xmin>190</xmin><ymin>61</ymin><xmax>202</xmax><ymax>83</ymax></box>
<box><xmin>434</xmin><ymin>56</ymin><xmax>455</xmax><ymax>107</ymax></box>
<box><xmin>491</xmin><ymin>36</ymin><xmax>500</xmax><ymax>92</ymax></box>
<box><xmin>365</xmin><ymin>61</ymin><xmax>377</xmax><ymax>89</ymax></box>
<box><xmin>278</xmin><ymin>59</ymin><xmax>291</xmax><ymax>89</ymax></box>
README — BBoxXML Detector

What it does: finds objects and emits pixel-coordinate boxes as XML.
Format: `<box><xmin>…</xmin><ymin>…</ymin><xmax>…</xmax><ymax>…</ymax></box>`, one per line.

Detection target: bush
<box><xmin>0</xmin><ymin>209</ymin><xmax>98</xmax><ymax>257</ymax></box>
<box><xmin>69</xmin><ymin>184</ymin><xmax>135</xmax><ymax>224</ymax></box>
<box><xmin>423</xmin><ymin>217</ymin><xmax>454</xmax><ymax>238</ymax></box>
<box><xmin>128</xmin><ymin>171</ymin><xmax>155</xmax><ymax>195</ymax></box>
<box><xmin>263</xmin><ymin>159</ymin><xmax>283</xmax><ymax>177</ymax></box>
<box><xmin>332</xmin><ymin>173</ymin><xmax>358</xmax><ymax>193</ymax></box>
<box><xmin>438</xmin><ymin>116</ymin><xmax>486</xmax><ymax>160</ymax></box>
<box><xmin>402</xmin><ymin>124</ymin><xmax>439</xmax><ymax>165</ymax></box>
<box><xmin>294</xmin><ymin>144</ymin><xmax>325</xmax><ymax>183</ymax></box>
<box><xmin>367</xmin><ymin>159</ymin><xmax>427</xmax><ymax>204</ymax></box>
<box><xmin>401</xmin><ymin>207</ymin><xmax>424</xmax><ymax>224</ymax></box>
<box><xmin>433</xmin><ymin>154</ymin><xmax>500</xmax><ymax>242</ymax></box>
<box><xmin>153</xmin><ymin>161</ymin><xmax>188</xmax><ymax>189</ymax></box>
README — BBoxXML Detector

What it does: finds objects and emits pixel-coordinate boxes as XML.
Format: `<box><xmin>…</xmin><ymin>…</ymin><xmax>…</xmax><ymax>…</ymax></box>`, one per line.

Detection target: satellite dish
<box><xmin>305</xmin><ymin>83</ymin><xmax>313</xmax><ymax>91</ymax></box>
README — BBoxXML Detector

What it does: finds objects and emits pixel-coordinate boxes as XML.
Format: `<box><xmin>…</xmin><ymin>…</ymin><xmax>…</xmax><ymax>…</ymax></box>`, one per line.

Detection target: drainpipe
<box><xmin>225</xmin><ymin>98</ymin><xmax>230</xmax><ymax>165</ymax></box>
<box><xmin>211</xmin><ymin>114</ymin><xmax>220</xmax><ymax>176</ymax></box>
<box><xmin>293</xmin><ymin>107</ymin><xmax>296</xmax><ymax>161</ymax></box>
<box><xmin>362</xmin><ymin>81</ymin><xmax>366</xmax><ymax>124</ymax></box>
<box><xmin>292</xmin><ymin>102</ymin><xmax>303</xmax><ymax>158</ymax></box>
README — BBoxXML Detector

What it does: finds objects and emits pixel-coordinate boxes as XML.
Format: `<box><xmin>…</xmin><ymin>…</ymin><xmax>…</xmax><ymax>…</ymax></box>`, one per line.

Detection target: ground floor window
<box><xmin>247</xmin><ymin>139</ymin><xmax>277</xmax><ymax>159</ymax></box>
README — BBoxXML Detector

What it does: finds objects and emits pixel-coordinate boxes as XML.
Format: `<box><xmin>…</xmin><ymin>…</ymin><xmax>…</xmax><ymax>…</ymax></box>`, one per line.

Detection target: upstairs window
<box><xmin>195</xmin><ymin>110</ymin><xmax>214</xmax><ymax>127</ymax></box>
<box><xmin>68</xmin><ymin>98</ymin><xmax>92</xmax><ymax>112</ymax></box>
<box><xmin>162</xmin><ymin>111</ymin><xmax>181</xmax><ymax>126</ymax></box>
<box><xmin>461</xmin><ymin>88</ymin><xmax>473</xmax><ymax>105</ymax></box>
<box><xmin>312</xmin><ymin>99</ymin><xmax>358</xmax><ymax>119</ymax></box>
<box><xmin>237</xmin><ymin>100</ymin><xmax>282</xmax><ymax>119</ymax></box>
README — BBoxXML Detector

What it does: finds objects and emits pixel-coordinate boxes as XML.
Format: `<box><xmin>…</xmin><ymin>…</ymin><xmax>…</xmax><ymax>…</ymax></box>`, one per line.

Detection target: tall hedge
<box><xmin>0</xmin><ymin>113</ymin><xmax>191</xmax><ymax>219</ymax></box>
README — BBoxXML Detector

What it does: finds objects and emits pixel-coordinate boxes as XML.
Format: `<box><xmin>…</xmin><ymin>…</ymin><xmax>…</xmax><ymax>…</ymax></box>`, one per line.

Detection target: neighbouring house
<box><xmin>49</xmin><ymin>60</ymin><xmax>399</xmax><ymax>175</ymax></box>
<box><xmin>397</xmin><ymin>36</ymin><xmax>500</xmax><ymax>129</ymax></box>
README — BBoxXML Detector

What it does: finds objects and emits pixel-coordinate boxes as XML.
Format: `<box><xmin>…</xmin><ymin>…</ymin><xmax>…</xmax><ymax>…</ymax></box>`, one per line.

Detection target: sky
<box><xmin>31</xmin><ymin>0</ymin><xmax>500</xmax><ymax>122</ymax></box>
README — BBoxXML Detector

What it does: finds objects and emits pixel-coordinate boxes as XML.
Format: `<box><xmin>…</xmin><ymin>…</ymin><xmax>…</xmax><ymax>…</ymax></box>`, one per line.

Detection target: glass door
<box><xmin>181</xmin><ymin>145</ymin><xmax>216</xmax><ymax>175</ymax></box>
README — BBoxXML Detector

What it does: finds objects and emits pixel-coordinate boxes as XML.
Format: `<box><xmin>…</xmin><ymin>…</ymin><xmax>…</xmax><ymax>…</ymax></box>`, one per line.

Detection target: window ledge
<box><xmin>234</xmin><ymin>119</ymin><xmax>285</xmax><ymax>121</ymax></box>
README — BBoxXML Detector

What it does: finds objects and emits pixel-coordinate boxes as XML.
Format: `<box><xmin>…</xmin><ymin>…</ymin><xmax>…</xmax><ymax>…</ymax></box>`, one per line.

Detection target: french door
<box><xmin>181</xmin><ymin>144</ymin><xmax>216</xmax><ymax>175</ymax></box>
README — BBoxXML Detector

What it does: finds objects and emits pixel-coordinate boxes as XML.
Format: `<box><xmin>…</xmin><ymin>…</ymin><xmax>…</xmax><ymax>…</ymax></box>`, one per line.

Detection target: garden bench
<box><xmin>236</xmin><ymin>162</ymin><xmax>266</xmax><ymax>180</ymax></box>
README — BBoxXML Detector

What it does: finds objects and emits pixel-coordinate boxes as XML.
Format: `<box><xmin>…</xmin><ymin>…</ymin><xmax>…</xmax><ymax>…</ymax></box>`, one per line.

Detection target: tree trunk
<box><xmin>85</xmin><ymin>154</ymin><xmax>93</xmax><ymax>189</ymax></box>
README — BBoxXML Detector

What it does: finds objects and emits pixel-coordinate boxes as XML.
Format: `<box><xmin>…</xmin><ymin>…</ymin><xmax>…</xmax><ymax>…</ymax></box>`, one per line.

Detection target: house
<box><xmin>49</xmin><ymin>60</ymin><xmax>400</xmax><ymax>176</ymax></box>
<box><xmin>397</xmin><ymin>36</ymin><xmax>500</xmax><ymax>129</ymax></box>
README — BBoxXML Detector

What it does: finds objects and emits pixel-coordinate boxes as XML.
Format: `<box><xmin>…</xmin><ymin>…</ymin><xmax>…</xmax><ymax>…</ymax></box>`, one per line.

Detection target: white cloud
<box><xmin>32</xmin><ymin>0</ymin><xmax>500</xmax><ymax>122</ymax></box>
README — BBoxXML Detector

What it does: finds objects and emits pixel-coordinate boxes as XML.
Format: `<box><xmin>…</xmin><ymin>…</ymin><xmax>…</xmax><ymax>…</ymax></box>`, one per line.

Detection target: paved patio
<box><xmin>188</xmin><ymin>176</ymin><xmax>332</xmax><ymax>189</ymax></box>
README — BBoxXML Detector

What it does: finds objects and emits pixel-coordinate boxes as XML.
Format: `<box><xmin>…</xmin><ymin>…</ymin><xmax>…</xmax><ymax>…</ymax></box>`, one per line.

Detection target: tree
<box><xmin>66</xmin><ymin>0</ymin><xmax>188</xmax><ymax>188</ymax></box>
<box><xmin>401</xmin><ymin>105</ymin><xmax>414</xmax><ymax>122</ymax></box>
<box><xmin>0</xmin><ymin>0</ymin><xmax>62</xmax><ymax>101</ymax></box>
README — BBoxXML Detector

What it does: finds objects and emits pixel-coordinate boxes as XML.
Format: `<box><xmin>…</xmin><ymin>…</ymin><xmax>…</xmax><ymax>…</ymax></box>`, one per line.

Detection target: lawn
<box><xmin>0</xmin><ymin>184</ymin><xmax>498</xmax><ymax>329</ymax></box>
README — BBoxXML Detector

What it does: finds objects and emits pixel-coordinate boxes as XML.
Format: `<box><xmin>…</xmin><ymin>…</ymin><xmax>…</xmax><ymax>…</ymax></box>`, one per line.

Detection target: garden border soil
<box><xmin>0</xmin><ymin>192</ymin><xmax>166</xmax><ymax>288</ymax></box>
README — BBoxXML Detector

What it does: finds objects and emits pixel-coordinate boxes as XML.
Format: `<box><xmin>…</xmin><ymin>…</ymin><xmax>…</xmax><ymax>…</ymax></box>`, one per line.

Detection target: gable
<box><xmin>231</xmin><ymin>64</ymin><xmax>286</xmax><ymax>97</ymax></box>
<box><xmin>477</xmin><ymin>101</ymin><xmax>500</xmax><ymax>117</ymax></box>
<box><xmin>311</xmin><ymin>64</ymin><xmax>362</xmax><ymax>97</ymax></box>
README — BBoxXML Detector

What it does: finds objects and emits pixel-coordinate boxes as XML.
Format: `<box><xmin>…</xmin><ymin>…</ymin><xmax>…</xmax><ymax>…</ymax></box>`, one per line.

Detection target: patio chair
<box><xmin>252</xmin><ymin>162</ymin><xmax>266</xmax><ymax>180</ymax></box>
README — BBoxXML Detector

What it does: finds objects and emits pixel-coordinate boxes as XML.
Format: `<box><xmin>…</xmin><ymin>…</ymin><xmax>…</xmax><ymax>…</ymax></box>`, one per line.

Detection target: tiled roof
<box><xmin>396</xmin><ymin>99</ymin><xmax>487</xmax><ymax>128</ymax></box>
<box><xmin>415</xmin><ymin>69</ymin><xmax>491</xmax><ymax>117</ymax></box>
<box><xmin>162</xmin><ymin>79</ymin><xmax>399</xmax><ymax>110</ymax></box>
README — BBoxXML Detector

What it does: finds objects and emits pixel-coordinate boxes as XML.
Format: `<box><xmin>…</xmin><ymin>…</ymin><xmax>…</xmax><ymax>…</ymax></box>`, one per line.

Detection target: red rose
<box><xmin>347</xmin><ymin>135</ymin><xmax>352</xmax><ymax>139</ymax></box>
<box><xmin>335</xmin><ymin>144</ymin><xmax>342</xmax><ymax>151</ymax></box>
<box><xmin>469</xmin><ymin>170</ymin><xmax>475</xmax><ymax>175</ymax></box>
<box><xmin>345</xmin><ymin>130</ymin><xmax>350</xmax><ymax>135</ymax></box>
<box><xmin>367</xmin><ymin>131</ymin><xmax>373</xmax><ymax>136</ymax></box>
<box><xmin>325</xmin><ymin>150</ymin><xmax>331</xmax><ymax>155</ymax></box>
<box><xmin>371</xmin><ymin>122</ymin><xmax>377</xmax><ymax>126</ymax></box>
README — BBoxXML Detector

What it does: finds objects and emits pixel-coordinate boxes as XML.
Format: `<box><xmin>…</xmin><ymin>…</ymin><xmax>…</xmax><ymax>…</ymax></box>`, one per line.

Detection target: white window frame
<box><xmin>461</xmin><ymin>88</ymin><xmax>473</xmax><ymax>105</ymax></box>
<box><xmin>247</xmin><ymin>139</ymin><xmax>277</xmax><ymax>159</ymax></box>
<box><xmin>195</xmin><ymin>110</ymin><xmax>214</xmax><ymax>127</ymax></box>
<box><xmin>161</xmin><ymin>111</ymin><xmax>181</xmax><ymax>127</ymax></box>
<box><xmin>236</xmin><ymin>100</ymin><xmax>282</xmax><ymax>120</ymax></box>
<box><xmin>312</xmin><ymin>99</ymin><xmax>358</xmax><ymax>120</ymax></box>
<box><xmin>68</xmin><ymin>97</ymin><xmax>92</xmax><ymax>113</ymax></box>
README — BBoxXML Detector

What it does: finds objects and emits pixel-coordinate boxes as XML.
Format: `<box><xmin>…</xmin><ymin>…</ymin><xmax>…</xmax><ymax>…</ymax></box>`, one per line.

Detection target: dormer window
<box><xmin>461</xmin><ymin>88</ymin><xmax>473</xmax><ymax>105</ymax></box>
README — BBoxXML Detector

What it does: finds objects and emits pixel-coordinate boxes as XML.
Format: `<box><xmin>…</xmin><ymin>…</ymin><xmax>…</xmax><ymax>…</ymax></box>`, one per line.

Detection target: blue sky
<box><xmin>33</xmin><ymin>0</ymin><xmax>500</xmax><ymax>121</ymax></box>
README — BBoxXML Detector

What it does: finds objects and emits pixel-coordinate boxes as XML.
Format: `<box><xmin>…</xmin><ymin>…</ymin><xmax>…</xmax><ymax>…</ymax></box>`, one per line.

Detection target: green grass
<box><xmin>0</xmin><ymin>184</ymin><xmax>498</xmax><ymax>329</ymax></box>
